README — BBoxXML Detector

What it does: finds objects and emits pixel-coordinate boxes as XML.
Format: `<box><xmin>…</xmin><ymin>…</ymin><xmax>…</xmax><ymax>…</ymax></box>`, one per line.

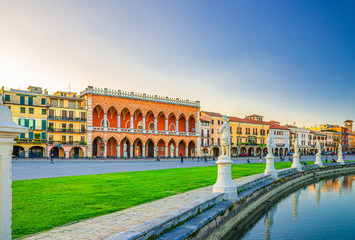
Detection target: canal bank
<box><xmin>108</xmin><ymin>163</ymin><xmax>355</xmax><ymax>240</ymax></box>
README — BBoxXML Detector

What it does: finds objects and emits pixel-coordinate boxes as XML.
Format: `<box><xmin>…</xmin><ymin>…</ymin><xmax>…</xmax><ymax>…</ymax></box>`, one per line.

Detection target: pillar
<box><xmin>65</xmin><ymin>151</ymin><xmax>69</xmax><ymax>159</ymax></box>
<box><xmin>175</xmin><ymin>146</ymin><xmax>179</xmax><ymax>157</ymax></box>
<box><xmin>165</xmin><ymin>118</ymin><xmax>168</xmax><ymax>134</ymax></box>
<box><xmin>117</xmin><ymin>114</ymin><xmax>121</xmax><ymax>132</ymax></box>
<box><xmin>103</xmin><ymin>113</ymin><xmax>107</xmax><ymax>131</ymax></box>
<box><xmin>185</xmin><ymin>147</ymin><xmax>188</xmax><ymax>157</ymax></box>
<box><xmin>154</xmin><ymin>118</ymin><xmax>157</xmax><ymax>134</ymax></box>
<box><xmin>186</xmin><ymin>120</ymin><xmax>189</xmax><ymax>135</ymax></box>
<box><xmin>142</xmin><ymin>146</ymin><xmax>146</xmax><ymax>158</ymax></box>
<box><xmin>116</xmin><ymin>145</ymin><xmax>120</xmax><ymax>158</ymax></box>
<box><xmin>154</xmin><ymin>146</ymin><xmax>157</xmax><ymax>158</ymax></box>
<box><xmin>0</xmin><ymin>105</ymin><xmax>27</xmax><ymax>240</ymax></box>
<box><xmin>142</xmin><ymin>117</ymin><xmax>146</xmax><ymax>133</ymax></box>
<box><xmin>264</xmin><ymin>151</ymin><xmax>278</xmax><ymax>179</ymax></box>
<box><xmin>130</xmin><ymin>115</ymin><xmax>134</xmax><ymax>133</ymax></box>
<box><xmin>176</xmin><ymin>119</ymin><xmax>179</xmax><ymax>135</ymax></box>
<box><xmin>292</xmin><ymin>142</ymin><xmax>302</xmax><ymax>171</ymax></box>
<box><xmin>130</xmin><ymin>145</ymin><xmax>133</xmax><ymax>158</ymax></box>
<box><xmin>165</xmin><ymin>146</ymin><xmax>168</xmax><ymax>157</ymax></box>
<box><xmin>103</xmin><ymin>144</ymin><xmax>107</xmax><ymax>158</ymax></box>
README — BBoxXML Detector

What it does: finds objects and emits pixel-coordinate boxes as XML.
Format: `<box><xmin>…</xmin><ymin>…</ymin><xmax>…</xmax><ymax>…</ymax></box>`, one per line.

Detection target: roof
<box><xmin>202</xmin><ymin>111</ymin><xmax>223</xmax><ymax>117</ymax></box>
<box><xmin>246</xmin><ymin>114</ymin><xmax>263</xmax><ymax>118</ymax></box>
<box><xmin>228</xmin><ymin>116</ymin><xmax>268</xmax><ymax>125</ymax></box>
<box><xmin>345</xmin><ymin>119</ymin><xmax>353</xmax><ymax>122</ymax></box>
<box><xmin>200</xmin><ymin>113</ymin><xmax>211</xmax><ymax>122</ymax></box>
<box><xmin>264</xmin><ymin>121</ymin><xmax>290</xmax><ymax>130</ymax></box>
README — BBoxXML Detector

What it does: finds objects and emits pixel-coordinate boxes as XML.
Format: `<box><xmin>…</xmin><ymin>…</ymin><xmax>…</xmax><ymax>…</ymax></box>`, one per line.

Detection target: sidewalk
<box><xmin>23</xmin><ymin>174</ymin><xmax>264</xmax><ymax>240</ymax></box>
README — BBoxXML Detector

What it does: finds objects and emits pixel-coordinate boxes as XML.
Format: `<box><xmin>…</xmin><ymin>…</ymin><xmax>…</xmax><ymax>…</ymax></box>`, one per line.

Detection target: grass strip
<box><xmin>12</xmin><ymin>161</ymin><xmax>339</xmax><ymax>239</ymax></box>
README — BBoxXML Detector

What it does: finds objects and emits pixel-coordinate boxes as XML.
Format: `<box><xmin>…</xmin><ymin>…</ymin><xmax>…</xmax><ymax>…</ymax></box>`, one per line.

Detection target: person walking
<box><xmin>259</xmin><ymin>156</ymin><xmax>262</xmax><ymax>163</ymax></box>
<box><xmin>180</xmin><ymin>154</ymin><xmax>183</xmax><ymax>164</ymax></box>
<box><xmin>156</xmin><ymin>155</ymin><xmax>160</xmax><ymax>162</ymax></box>
<box><xmin>205</xmin><ymin>156</ymin><xmax>207</xmax><ymax>163</ymax></box>
<box><xmin>50</xmin><ymin>154</ymin><xmax>54</xmax><ymax>164</ymax></box>
<box><xmin>197</xmin><ymin>156</ymin><xmax>200</xmax><ymax>162</ymax></box>
<box><xmin>247</xmin><ymin>158</ymin><xmax>250</xmax><ymax>163</ymax></box>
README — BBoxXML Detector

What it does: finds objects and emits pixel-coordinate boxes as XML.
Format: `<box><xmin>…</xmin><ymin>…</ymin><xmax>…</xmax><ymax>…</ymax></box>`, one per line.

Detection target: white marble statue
<box><xmin>170</xmin><ymin>144</ymin><xmax>174</xmax><ymax>158</ymax></box>
<box><xmin>123</xmin><ymin>142</ymin><xmax>128</xmax><ymax>158</ymax></box>
<box><xmin>294</xmin><ymin>138</ymin><xmax>299</xmax><ymax>155</ymax></box>
<box><xmin>218</xmin><ymin>115</ymin><xmax>231</xmax><ymax>157</ymax></box>
<box><xmin>317</xmin><ymin>141</ymin><xmax>321</xmax><ymax>154</ymax></box>
<box><xmin>338</xmin><ymin>143</ymin><xmax>342</xmax><ymax>155</ymax></box>
<box><xmin>267</xmin><ymin>133</ymin><xmax>273</xmax><ymax>156</ymax></box>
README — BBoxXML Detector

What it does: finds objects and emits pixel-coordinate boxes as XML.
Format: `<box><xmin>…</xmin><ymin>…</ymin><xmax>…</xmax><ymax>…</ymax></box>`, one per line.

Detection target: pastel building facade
<box><xmin>200</xmin><ymin>113</ymin><xmax>211</xmax><ymax>156</ymax></box>
<box><xmin>1</xmin><ymin>86</ymin><xmax>48</xmax><ymax>158</ymax></box>
<box><xmin>47</xmin><ymin>91</ymin><xmax>87</xmax><ymax>158</ymax></box>
<box><xmin>81</xmin><ymin>86</ymin><xmax>201</xmax><ymax>158</ymax></box>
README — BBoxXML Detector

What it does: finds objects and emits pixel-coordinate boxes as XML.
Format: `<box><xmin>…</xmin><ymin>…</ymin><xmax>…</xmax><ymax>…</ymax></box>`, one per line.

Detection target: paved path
<box><xmin>12</xmin><ymin>155</ymin><xmax>350</xmax><ymax>180</ymax></box>
<box><xmin>24</xmin><ymin>173</ymin><xmax>265</xmax><ymax>240</ymax></box>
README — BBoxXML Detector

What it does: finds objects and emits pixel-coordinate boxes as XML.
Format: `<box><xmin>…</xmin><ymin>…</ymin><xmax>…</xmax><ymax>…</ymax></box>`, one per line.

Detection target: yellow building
<box><xmin>47</xmin><ymin>91</ymin><xmax>87</xmax><ymax>158</ymax></box>
<box><xmin>229</xmin><ymin>116</ymin><xmax>269</xmax><ymax>156</ymax></box>
<box><xmin>1</xmin><ymin>86</ymin><xmax>48</xmax><ymax>158</ymax></box>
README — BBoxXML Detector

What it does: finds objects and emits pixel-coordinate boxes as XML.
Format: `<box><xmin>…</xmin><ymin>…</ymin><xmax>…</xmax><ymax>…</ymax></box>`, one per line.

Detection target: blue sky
<box><xmin>1</xmin><ymin>0</ymin><xmax>354</xmax><ymax>127</ymax></box>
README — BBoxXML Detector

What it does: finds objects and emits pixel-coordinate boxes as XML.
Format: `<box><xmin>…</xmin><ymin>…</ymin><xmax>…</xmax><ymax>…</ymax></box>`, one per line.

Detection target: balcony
<box><xmin>48</xmin><ymin>128</ymin><xmax>86</xmax><ymax>134</ymax></box>
<box><xmin>48</xmin><ymin>141</ymin><xmax>87</xmax><ymax>146</ymax></box>
<box><xmin>91</xmin><ymin>126</ymin><xmax>199</xmax><ymax>136</ymax></box>
<box><xmin>276</xmin><ymin>143</ymin><xmax>285</xmax><ymax>147</ymax></box>
<box><xmin>48</xmin><ymin>116</ymin><xmax>87</xmax><ymax>122</ymax></box>
<box><xmin>15</xmin><ymin>139</ymin><xmax>47</xmax><ymax>144</ymax></box>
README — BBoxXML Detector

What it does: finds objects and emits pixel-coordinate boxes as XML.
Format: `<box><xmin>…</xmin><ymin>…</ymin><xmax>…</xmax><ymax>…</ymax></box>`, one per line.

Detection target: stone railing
<box><xmin>324</xmin><ymin>162</ymin><xmax>341</xmax><ymax>167</ymax></box>
<box><xmin>278</xmin><ymin>168</ymin><xmax>297</xmax><ymax>178</ymax></box>
<box><xmin>302</xmin><ymin>164</ymin><xmax>320</xmax><ymax>171</ymax></box>
<box><xmin>236</xmin><ymin>175</ymin><xmax>273</xmax><ymax>194</ymax></box>
<box><xmin>80</xmin><ymin>86</ymin><xmax>200</xmax><ymax>107</ymax></box>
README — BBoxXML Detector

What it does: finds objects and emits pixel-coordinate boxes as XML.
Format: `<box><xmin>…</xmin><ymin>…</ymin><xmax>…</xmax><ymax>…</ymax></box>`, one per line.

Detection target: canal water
<box><xmin>225</xmin><ymin>174</ymin><xmax>355</xmax><ymax>240</ymax></box>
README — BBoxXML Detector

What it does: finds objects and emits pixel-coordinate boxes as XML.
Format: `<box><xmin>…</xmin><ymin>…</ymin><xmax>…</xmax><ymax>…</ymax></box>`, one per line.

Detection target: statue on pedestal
<box><xmin>213</xmin><ymin>115</ymin><xmax>237</xmax><ymax>199</ymax></box>
<box><xmin>267</xmin><ymin>133</ymin><xmax>273</xmax><ymax>156</ymax></box>
<box><xmin>315</xmin><ymin>141</ymin><xmax>323</xmax><ymax>166</ymax></box>
<box><xmin>292</xmin><ymin>137</ymin><xmax>302</xmax><ymax>171</ymax></box>
<box><xmin>170</xmin><ymin>144</ymin><xmax>174</xmax><ymax>158</ymax></box>
<box><xmin>337</xmin><ymin>143</ymin><xmax>344</xmax><ymax>164</ymax></box>
<box><xmin>123</xmin><ymin>142</ymin><xmax>128</xmax><ymax>158</ymax></box>
<box><xmin>218</xmin><ymin>115</ymin><xmax>231</xmax><ymax>158</ymax></box>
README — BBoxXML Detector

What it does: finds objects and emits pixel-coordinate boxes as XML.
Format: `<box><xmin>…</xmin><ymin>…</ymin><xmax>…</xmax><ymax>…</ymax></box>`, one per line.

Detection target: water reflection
<box><xmin>229</xmin><ymin>174</ymin><xmax>355</xmax><ymax>240</ymax></box>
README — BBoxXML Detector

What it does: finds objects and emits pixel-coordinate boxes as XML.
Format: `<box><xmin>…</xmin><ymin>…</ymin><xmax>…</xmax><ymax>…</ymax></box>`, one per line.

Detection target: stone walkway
<box><xmin>23</xmin><ymin>174</ymin><xmax>264</xmax><ymax>240</ymax></box>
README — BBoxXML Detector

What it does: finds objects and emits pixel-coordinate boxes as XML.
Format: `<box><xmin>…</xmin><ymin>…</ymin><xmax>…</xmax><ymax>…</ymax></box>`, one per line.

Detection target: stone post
<box><xmin>264</xmin><ymin>153</ymin><xmax>278</xmax><ymax>179</ymax></box>
<box><xmin>175</xmin><ymin>146</ymin><xmax>179</xmax><ymax>157</ymax></box>
<box><xmin>142</xmin><ymin>117</ymin><xmax>146</xmax><ymax>133</ymax></box>
<box><xmin>154</xmin><ymin>146</ymin><xmax>157</xmax><ymax>158</ymax></box>
<box><xmin>337</xmin><ymin>143</ymin><xmax>344</xmax><ymax>164</ymax></box>
<box><xmin>315</xmin><ymin>142</ymin><xmax>323</xmax><ymax>167</ymax></box>
<box><xmin>292</xmin><ymin>140</ymin><xmax>302</xmax><ymax>171</ymax></box>
<box><xmin>185</xmin><ymin>147</ymin><xmax>188</xmax><ymax>158</ymax></box>
<box><xmin>176</xmin><ymin>119</ymin><xmax>179</xmax><ymax>135</ymax></box>
<box><xmin>0</xmin><ymin>105</ymin><xmax>27</xmax><ymax>240</ymax></box>
<box><xmin>165</xmin><ymin>146</ymin><xmax>168</xmax><ymax>157</ymax></box>
<box><xmin>212</xmin><ymin>154</ymin><xmax>237</xmax><ymax>200</ymax></box>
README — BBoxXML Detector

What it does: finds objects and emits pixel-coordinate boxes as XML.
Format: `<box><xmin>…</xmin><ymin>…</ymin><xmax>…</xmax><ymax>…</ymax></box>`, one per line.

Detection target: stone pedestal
<box><xmin>315</xmin><ymin>153</ymin><xmax>323</xmax><ymax>167</ymax></box>
<box><xmin>212</xmin><ymin>156</ymin><xmax>237</xmax><ymax>200</ymax></box>
<box><xmin>337</xmin><ymin>153</ymin><xmax>344</xmax><ymax>165</ymax></box>
<box><xmin>291</xmin><ymin>153</ymin><xmax>302</xmax><ymax>171</ymax></box>
<box><xmin>0</xmin><ymin>105</ymin><xmax>27</xmax><ymax>240</ymax></box>
<box><xmin>264</xmin><ymin>154</ymin><xmax>278</xmax><ymax>179</ymax></box>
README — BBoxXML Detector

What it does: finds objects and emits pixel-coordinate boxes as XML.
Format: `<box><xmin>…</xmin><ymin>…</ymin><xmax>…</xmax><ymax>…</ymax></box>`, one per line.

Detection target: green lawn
<box><xmin>12</xmin><ymin>162</ymin><xmax>294</xmax><ymax>239</ymax></box>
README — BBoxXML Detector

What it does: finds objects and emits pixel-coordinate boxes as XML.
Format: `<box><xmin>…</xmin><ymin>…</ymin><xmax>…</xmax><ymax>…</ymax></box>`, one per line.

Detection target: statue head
<box><xmin>222</xmin><ymin>115</ymin><xmax>228</xmax><ymax>122</ymax></box>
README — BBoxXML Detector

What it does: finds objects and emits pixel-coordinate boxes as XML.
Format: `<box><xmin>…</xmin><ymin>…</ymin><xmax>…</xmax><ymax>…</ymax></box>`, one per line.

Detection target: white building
<box><xmin>285</xmin><ymin>125</ymin><xmax>311</xmax><ymax>154</ymax></box>
<box><xmin>266</xmin><ymin>121</ymin><xmax>291</xmax><ymax>156</ymax></box>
